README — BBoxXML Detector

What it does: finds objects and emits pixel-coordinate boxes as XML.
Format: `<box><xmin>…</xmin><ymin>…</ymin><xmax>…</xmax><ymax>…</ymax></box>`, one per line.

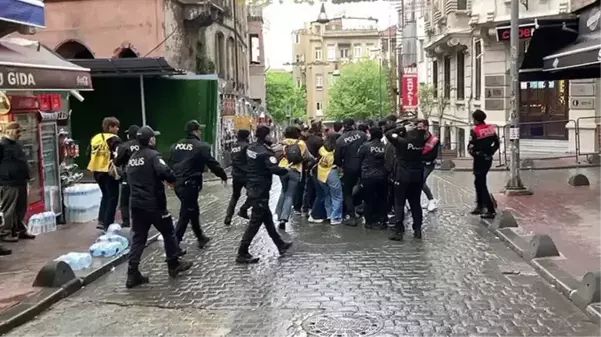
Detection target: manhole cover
<box><xmin>302</xmin><ymin>312</ymin><xmax>384</xmax><ymax>337</ymax></box>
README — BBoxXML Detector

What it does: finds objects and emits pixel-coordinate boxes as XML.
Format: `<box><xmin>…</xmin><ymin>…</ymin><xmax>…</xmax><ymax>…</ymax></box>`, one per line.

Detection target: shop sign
<box><xmin>401</xmin><ymin>73</ymin><xmax>418</xmax><ymax>109</ymax></box>
<box><xmin>570</xmin><ymin>98</ymin><xmax>595</xmax><ymax>109</ymax></box>
<box><xmin>37</xmin><ymin>93</ymin><xmax>62</xmax><ymax>111</ymax></box>
<box><xmin>0</xmin><ymin>66</ymin><xmax>92</xmax><ymax>91</ymax></box>
<box><xmin>7</xmin><ymin>95</ymin><xmax>38</xmax><ymax>111</ymax></box>
<box><xmin>495</xmin><ymin>24</ymin><xmax>535</xmax><ymax>41</ymax></box>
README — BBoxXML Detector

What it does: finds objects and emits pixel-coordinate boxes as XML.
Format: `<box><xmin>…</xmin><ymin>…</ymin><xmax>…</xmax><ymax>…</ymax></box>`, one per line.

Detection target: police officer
<box><xmin>236</xmin><ymin>125</ymin><xmax>293</xmax><ymax>264</ymax></box>
<box><xmin>468</xmin><ymin>109</ymin><xmax>500</xmax><ymax>219</ymax></box>
<box><xmin>334</xmin><ymin>118</ymin><xmax>367</xmax><ymax>226</ymax></box>
<box><xmin>113</xmin><ymin>125</ymin><xmax>139</xmax><ymax>228</ymax></box>
<box><xmin>224</xmin><ymin>129</ymin><xmax>252</xmax><ymax>225</ymax></box>
<box><xmin>357</xmin><ymin>127</ymin><xmax>388</xmax><ymax>229</ymax></box>
<box><xmin>125</xmin><ymin>126</ymin><xmax>192</xmax><ymax>289</ymax></box>
<box><xmin>169</xmin><ymin>120</ymin><xmax>227</xmax><ymax>248</ymax></box>
<box><xmin>385</xmin><ymin>120</ymin><xmax>426</xmax><ymax>241</ymax></box>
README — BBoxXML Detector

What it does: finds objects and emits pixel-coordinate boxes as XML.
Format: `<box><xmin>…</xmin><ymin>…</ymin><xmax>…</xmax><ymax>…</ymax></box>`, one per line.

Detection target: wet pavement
<box><xmin>5</xmin><ymin>174</ymin><xmax>600</xmax><ymax>337</ymax></box>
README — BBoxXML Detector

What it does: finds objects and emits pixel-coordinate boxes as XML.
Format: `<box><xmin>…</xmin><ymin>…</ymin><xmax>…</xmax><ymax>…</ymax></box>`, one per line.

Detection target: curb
<box><xmin>0</xmin><ymin>232</ymin><xmax>161</xmax><ymax>335</ymax></box>
<box><xmin>480</xmin><ymin>217</ymin><xmax>601</xmax><ymax>323</ymax></box>
<box><xmin>439</xmin><ymin>163</ymin><xmax>599</xmax><ymax>172</ymax></box>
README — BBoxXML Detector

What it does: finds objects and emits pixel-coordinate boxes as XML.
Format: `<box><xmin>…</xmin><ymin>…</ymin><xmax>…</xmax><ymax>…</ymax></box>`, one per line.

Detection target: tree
<box><xmin>265</xmin><ymin>70</ymin><xmax>306</xmax><ymax>123</ymax></box>
<box><xmin>418</xmin><ymin>83</ymin><xmax>436</xmax><ymax>120</ymax></box>
<box><xmin>327</xmin><ymin>60</ymin><xmax>390</xmax><ymax>121</ymax></box>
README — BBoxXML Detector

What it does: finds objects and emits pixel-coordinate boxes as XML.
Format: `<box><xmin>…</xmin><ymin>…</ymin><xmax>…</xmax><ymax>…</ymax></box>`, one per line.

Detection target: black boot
<box><xmin>176</xmin><ymin>247</ymin><xmax>187</xmax><ymax>257</ymax></box>
<box><xmin>0</xmin><ymin>245</ymin><xmax>12</xmax><ymax>256</ymax></box>
<box><xmin>343</xmin><ymin>216</ymin><xmax>357</xmax><ymax>227</ymax></box>
<box><xmin>278</xmin><ymin>241</ymin><xmax>293</xmax><ymax>255</ymax></box>
<box><xmin>278</xmin><ymin>220</ymin><xmax>286</xmax><ymax>230</ymax></box>
<box><xmin>168</xmin><ymin>259</ymin><xmax>193</xmax><ymax>278</ymax></box>
<box><xmin>125</xmin><ymin>271</ymin><xmax>149</xmax><ymax>289</ymax></box>
<box><xmin>470</xmin><ymin>208</ymin><xmax>483</xmax><ymax>215</ymax></box>
<box><xmin>236</xmin><ymin>253</ymin><xmax>260</xmax><ymax>264</ymax></box>
<box><xmin>364</xmin><ymin>222</ymin><xmax>373</xmax><ymax>229</ymax></box>
<box><xmin>388</xmin><ymin>231</ymin><xmax>404</xmax><ymax>241</ymax></box>
<box><xmin>198</xmin><ymin>235</ymin><xmax>211</xmax><ymax>249</ymax></box>
<box><xmin>237</xmin><ymin>208</ymin><xmax>250</xmax><ymax>220</ymax></box>
<box><xmin>224</xmin><ymin>216</ymin><xmax>232</xmax><ymax>226</ymax></box>
<box><xmin>413</xmin><ymin>230</ymin><xmax>422</xmax><ymax>239</ymax></box>
<box><xmin>379</xmin><ymin>221</ymin><xmax>388</xmax><ymax>230</ymax></box>
<box><xmin>480</xmin><ymin>211</ymin><xmax>496</xmax><ymax>219</ymax></box>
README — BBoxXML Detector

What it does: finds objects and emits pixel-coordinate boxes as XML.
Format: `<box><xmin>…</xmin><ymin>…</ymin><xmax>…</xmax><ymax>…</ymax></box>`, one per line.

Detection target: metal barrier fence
<box><xmin>575</xmin><ymin>116</ymin><xmax>601</xmax><ymax>163</ymax></box>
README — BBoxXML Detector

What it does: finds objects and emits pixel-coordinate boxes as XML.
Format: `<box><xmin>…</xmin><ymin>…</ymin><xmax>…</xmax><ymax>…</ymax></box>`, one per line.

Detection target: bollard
<box><xmin>439</xmin><ymin>159</ymin><xmax>456</xmax><ymax>170</ymax></box>
<box><xmin>525</xmin><ymin>234</ymin><xmax>560</xmax><ymax>260</ymax></box>
<box><xmin>588</xmin><ymin>154</ymin><xmax>600</xmax><ymax>165</ymax></box>
<box><xmin>571</xmin><ymin>271</ymin><xmax>601</xmax><ymax>310</ymax></box>
<box><xmin>568</xmin><ymin>173</ymin><xmax>590</xmax><ymax>186</ymax></box>
<box><xmin>32</xmin><ymin>260</ymin><xmax>76</xmax><ymax>288</ymax></box>
<box><xmin>490</xmin><ymin>209</ymin><xmax>518</xmax><ymax>229</ymax></box>
<box><xmin>521</xmin><ymin>158</ymin><xmax>535</xmax><ymax>168</ymax></box>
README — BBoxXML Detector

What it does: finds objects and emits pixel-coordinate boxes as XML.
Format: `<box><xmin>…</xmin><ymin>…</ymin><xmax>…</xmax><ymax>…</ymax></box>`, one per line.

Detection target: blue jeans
<box><xmin>319</xmin><ymin>169</ymin><xmax>343</xmax><ymax>222</ymax></box>
<box><xmin>275</xmin><ymin>170</ymin><xmax>301</xmax><ymax>222</ymax></box>
<box><xmin>311</xmin><ymin>175</ymin><xmax>327</xmax><ymax>219</ymax></box>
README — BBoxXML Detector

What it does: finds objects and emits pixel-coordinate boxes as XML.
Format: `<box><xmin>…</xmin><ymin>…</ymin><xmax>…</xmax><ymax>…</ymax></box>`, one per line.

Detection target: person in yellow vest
<box><xmin>316</xmin><ymin>132</ymin><xmax>343</xmax><ymax>225</ymax></box>
<box><xmin>87</xmin><ymin>117</ymin><xmax>122</xmax><ymax>231</ymax></box>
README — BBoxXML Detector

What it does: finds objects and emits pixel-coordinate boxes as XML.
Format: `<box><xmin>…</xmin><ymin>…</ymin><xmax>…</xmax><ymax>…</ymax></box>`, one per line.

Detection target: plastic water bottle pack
<box><xmin>55</xmin><ymin>252</ymin><xmax>93</xmax><ymax>271</ymax></box>
<box><xmin>28</xmin><ymin>211</ymin><xmax>57</xmax><ymax>236</ymax></box>
<box><xmin>88</xmin><ymin>223</ymin><xmax>129</xmax><ymax>258</ymax></box>
<box><xmin>64</xmin><ymin>184</ymin><xmax>102</xmax><ymax>223</ymax></box>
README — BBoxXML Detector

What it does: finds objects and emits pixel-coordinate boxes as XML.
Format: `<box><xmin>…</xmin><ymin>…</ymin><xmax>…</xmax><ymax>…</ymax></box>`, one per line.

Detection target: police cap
<box><xmin>136</xmin><ymin>126</ymin><xmax>160</xmax><ymax>143</ymax></box>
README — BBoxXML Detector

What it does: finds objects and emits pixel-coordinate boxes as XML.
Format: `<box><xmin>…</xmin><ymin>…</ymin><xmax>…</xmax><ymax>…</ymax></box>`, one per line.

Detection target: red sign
<box><xmin>495</xmin><ymin>24</ymin><xmax>535</xmax><ymax>41</ymax></box>
<box><xmin>7</xmin><ymin>95</ymin><xmax>38</xmax><ymax>111</ymax></box>
<box><xmin>401</xmin><ymin>73</ymin><xmax>418</xmax><ymax>109</ymax></box>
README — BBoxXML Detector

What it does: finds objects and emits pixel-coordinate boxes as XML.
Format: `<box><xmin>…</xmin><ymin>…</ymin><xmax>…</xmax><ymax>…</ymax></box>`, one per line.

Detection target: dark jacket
<box><xmin>168</xmin><ymin>134</ymin><xmax>227</xmax><ymax>185</ymax></box>
<box><xmin>334</xmin><ymin>128</ymin><xmax>367</xmax><ymax>173</ymax></box>
<box><xmin>126</xmin><ymin>147</ymin><xmax>176</xmax><ymax>210</ymax></box>
<box><xmin>468</xmin><ymin>124</ymin><xmax>500</xmax><ymax>160</ymax></box>
<box><xmin>422</xmin><ymin>134</ymin><xmax>440</xmax><ymax>167</ymax></box>
<box><xmin>231</xmin><ymin>139</ymin><xmax>249</xmax><ymax>181</ymax></box>
<box><xmin>245</xmin><ymin>140</ymin><xmax>289</xmax><ymax>202</ymax></box>
<box><xmin>113</xmin><ymin>139</ymin><xmax>140</xmax><ymax>182</ymax></box>
<box><xmin>0</xmin><ymin>137</ymin><xmax>30</xmax><ymax>186</ymax></box>
<box><xmin>358</xmin><ymin>139</ymin><xmax>387</xmax><ymax>181</ymax></box>
<box><xmin>305</xmin><ymin>133</ymin><xmax>323</xmax><ymax>158</ymax></box>
<box><xmin>385</xmin><ymin>127</ymin><xmax>426</xmax><ymax>182</ymax></box>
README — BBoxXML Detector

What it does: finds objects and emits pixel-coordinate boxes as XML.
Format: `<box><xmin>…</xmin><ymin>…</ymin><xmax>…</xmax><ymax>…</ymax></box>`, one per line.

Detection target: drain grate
<box><xmin>302</xmin><ymin>312</ymin><xmax>384</xmax><ymax>337</ymax></box>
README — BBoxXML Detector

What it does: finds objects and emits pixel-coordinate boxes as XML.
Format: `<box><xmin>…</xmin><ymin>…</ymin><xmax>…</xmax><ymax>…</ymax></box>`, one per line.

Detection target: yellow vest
<box><xmin>87</xmin><ymin>133</ymin><xmax>116</xmax><ymax>172</ymax></box>
<box><xmin>278</xmin><ymin>138</ymin><xmax>307</xmax><ymax>172</ymax></box>
<box><xmin>317</xmin><ymin>146</ymin><xmax>334</xmax><ymax>183</ymax></box>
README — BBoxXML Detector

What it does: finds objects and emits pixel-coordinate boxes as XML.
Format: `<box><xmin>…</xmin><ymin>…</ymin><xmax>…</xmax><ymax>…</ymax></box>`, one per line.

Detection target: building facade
<box><xmin>418</xmin><ymin>0</ymin><xmax>600</xmax><ymax>155</ymax></box>
<box><xmin>248</xmin><ymin>5</ymin><xmax>266</xmax><ymax>106</ymax></box>
<box><xmin>292</xmin><ymin>5</ymin><xmax>381</xmax><ymax>119</ymax></box>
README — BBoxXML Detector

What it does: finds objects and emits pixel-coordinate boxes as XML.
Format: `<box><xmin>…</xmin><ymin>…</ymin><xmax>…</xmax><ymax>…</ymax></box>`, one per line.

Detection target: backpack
<box><xmin>284</xmin><ymin>140</ymin><xmax>303</xmax><ymax>164</ymax></box>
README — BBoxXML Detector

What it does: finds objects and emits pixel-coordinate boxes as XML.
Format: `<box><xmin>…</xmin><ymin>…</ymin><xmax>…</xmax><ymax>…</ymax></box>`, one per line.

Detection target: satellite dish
<box><xmin>0</xmin><ymin>92</ymin><xmax>11</xmax><ymax>115</ymax></box>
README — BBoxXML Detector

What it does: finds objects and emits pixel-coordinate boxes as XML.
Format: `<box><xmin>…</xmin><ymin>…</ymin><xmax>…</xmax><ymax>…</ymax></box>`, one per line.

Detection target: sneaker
<box><xmin>18</xmin><ymin>232</ymin><xmax>35</xmax><ymax>240</ymax></box>
<box><xmin>125</xmin><ymin>272</ymin><xmax>149</xmax><ymax>289</ymax></box>
<box><xmin>480</xmin><ymin>212</ymin><xmax>496</xmax><ymax>219</ymax></box>
<box><xmin>224</xmin><ymin>216</ymin><xmax>232</xmax><ymax>226</ymax></box>
<box><xmin>427</xmin><ymin>199</ymin><xmax>439</xmax><ymax>212</ymax></box>
<box><xmin>470</xmin><ymin>208</ymin><xmax>483</xmax><ymax>215</ymax></box>
<box><xmin>168</xmin><ymin>260</ymin><xmax>193</xmax><ymax>277</ymax></box>
<box><xmin>308</xmin><ymin>216</ymin><xmax>324</xmax><ymax>223</ymax></box>
<box><xmin>0</xmin><ymin>245</ymin><xmax>11</xmax><ymax>256</ymax></box>
<box><xmin>343</xmin><ymin>216</ymin><xmax>357</xmax><ymax>227</ymax></box>
<box><xmin>278</xmin><ymin>241</ymin><xmax>293</xmax><ymax>255</ymax></box>
<box><xmin>236</xmin><ymin>253</ymin><xmax>260</xmax><ymax>264</ymax></box>
<box><xmin>1</xmin><ymin>235</ymin><xmax>18</xmax><ymax>243</ymax></box>
<box><xmin>330</xmin><ymin>219</ymin><xmax>342</xmax><ymax>225</ymax></box>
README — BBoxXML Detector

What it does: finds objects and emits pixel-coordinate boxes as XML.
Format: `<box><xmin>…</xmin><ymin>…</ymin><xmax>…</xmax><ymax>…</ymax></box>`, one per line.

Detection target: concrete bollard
<box><xmin>525</xmin><ymin>234</ymin><xmax>560</xmax><ymax>260</ymax></box>
<box><xmin>439</xmin><ymin>159</ymin><xmax>456</xmax><ymax>170</ymax></box>
<box><xmin>588</xmin><ymin>154</ymin><xmax>600</xmax><ymax>165</ymax></box>
<box><xmin>490</xmin><ymin>209</ymin><xmax>518</xmax><ymax>230</ymax></box>
<box><xmin>32</xmin><ymin>260</ymin><xmax>76</xmax><ymax>288</ymax></box>
<box><xmin>571</xmin><ymin>271</ymin><xmax>601</xmax><ymax>310</ymax></box>
<box><xmin>568</xmin><ymin>173</ymin><xmax>590</xmax><ymax>186</ymax></box>
<box><xmin>521</xmin><ymin>158</ymin><xmax>535</xmax><ymax>168</ymax></box>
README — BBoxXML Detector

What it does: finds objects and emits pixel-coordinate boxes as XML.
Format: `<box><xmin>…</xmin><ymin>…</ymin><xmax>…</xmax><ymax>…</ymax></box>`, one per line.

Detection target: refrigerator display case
<box><xmin>40</xmin><ymin>119</ymin><xmax>62</xmax><ymax>216</ymax></box>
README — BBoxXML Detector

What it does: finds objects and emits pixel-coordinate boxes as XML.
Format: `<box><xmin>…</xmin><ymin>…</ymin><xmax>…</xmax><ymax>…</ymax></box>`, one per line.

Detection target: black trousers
<box><xmin>174</xmin><ymin>180</ymin><xmax>204</xmax><ymax>242</ymax></box>
<box><xmin>362</xmin><ymin>177</ymin><xmax>388</xmax><ymax>225</ymax></box>
<box><xmin>293</xmin><ymin>170</ymin><xmax>305</xmax><ymax>212</ymax></box>
<box><xmin>128</xmin><ymin>207</ymin><xmax>179</xmax><ymax>274</ymax></box>
<box><xmin>393</xmin><ymin>178</ymin><xmax>423</xmax><ymax>233</ymax></box>
<box><xmin>473</xmin><ymin>158</ymin><xmax>495</xmax><ymax>211</ymax></box>
<box><xmin>94</xmin><ymin>172</ymin><xmax>119</xmax><ymax>229</ymax></box>
<box><xmin>119</xmin><ymin>182</ymin><xmax>130</xmax><ymax>226</ymax></box>
<box><xmin>238</xmin><ymin>197</ymin><xmax>285</xmax><ymax>256</ymax></box>
<box><xmin>302</xmin><ymin>171</ymin><xmax>316</xmax><ymax>213</ymax></box>
<box><xmin>341</xmin><ymin>170</ymin><xmax>360</xmax><ymax>217</ymax></box>
<box><xmin>225</xmin><ymin>178</ymin><xmax>251</xmax><ymax>220</ymax></box>
<box><xmin>0</xmin><ymin>185</ymin><xmax>27</xmax><ymax>237</ymax></box>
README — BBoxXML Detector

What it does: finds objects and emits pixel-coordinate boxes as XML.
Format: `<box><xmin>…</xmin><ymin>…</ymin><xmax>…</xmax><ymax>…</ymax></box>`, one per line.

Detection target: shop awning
<box><xmin>0</xmin><ymin>0</ymin><xmax>44</xmax><ymax>28</ymax></box>
<box><xmin>69</xmin><ymin>57</ymin><xmax>186</xmax><ymax>77</ymax></box>
<box><xmin>0</xmin><ymin>38</ymin><xmax>93</xmax><ymax>91</ymax></box>
<box><xmin>541</xmin><ymin>4</ymin><xmax>601</xmax><ymax>79</ymax></box>
<box><xmin>518</xmin><ymin>17</ymin><xmax>580</xmax><ymax>81</ymax></box>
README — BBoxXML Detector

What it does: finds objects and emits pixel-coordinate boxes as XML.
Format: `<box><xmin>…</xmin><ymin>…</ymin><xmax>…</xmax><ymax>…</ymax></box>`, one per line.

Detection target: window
<box><xmin>340</xmin><ymin>48</ymin><xmax>349</xmax><ymax>59</ymax></box>
<box><xmin>457</xmin><ymin>0</ymin><xmax>467</xmax><ymax>10</ymax></box>
<box><xmin>295</xmin><ymin>34</ymin><xmax>300</xmax><ymax>44</ymax></box>
<box><xmin>315</xmin><ymin>47</ymin><xmax>322</xmax><ymax>61</ymax></box>
<box><xmin>418</xmin><ymin>40</ymin><xmax>424</xmax><ymax>62</ymax></box>
<box><xmin>382</xmin><ymin>39</ymin><xmax>389</xmax><ymax>53</ymax></box>
<box><xmin>367</xmin><ymin>44</ymin><xmax>376</xmax><ymax>59</ymax></box>
<box><xmin>353</xmin><ymin>44</ymin><xmax>362</xmax><ymax>58</ymax></box>
<box><xmin>456</xmin><ymin>50</ymin><xmax>465</xmax><ymax>99</ymax></box>
<box><xmin>475</xmin><ymin>40</ymin><xmax>482</xmax><ymax>100</ymax></box>
<box><xmin>249</xmin><ymin>34</ymin><xmax>260</xmax><ymax>64</ymax></box>
<box><xmin>327</xmin><ymin>44</ymin><xmax>336</xmax><ymax>61</ymax></box>
<box><xmin>443</xmin><ymin>55</ymin><xmax>451</xmax><ymax>98</ymax></box>
<box><xmin>432</xmin><ymin>60</ymin><xmax>438</xmax><ymax>98</ymax></box>
<box><xmin>316</xmin><ymin>74</ymin><xmax>323</xmax><ymax>89</ymax></box>
<box><xmin>316</xmin><ymin>101</ymin><xmax>324</xmax><ymax>116</ymax></box>
<box><xmin>328</xmin><ymin>72</ymin><xmax>334</xmax><ymax>85</ymax></box>
<box><xmin>295</xmin><ymin>54</ymin><xmax>302</xmax><ymax>64</ymax></box>
<box><xmin>316</xmin><ymin>102</ymin><xmax>322</xmax><ymax>110</ymax></box>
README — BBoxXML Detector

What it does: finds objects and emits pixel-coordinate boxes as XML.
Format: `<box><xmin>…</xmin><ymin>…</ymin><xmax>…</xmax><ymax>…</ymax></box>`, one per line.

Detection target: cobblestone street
<box><xmin>6</xmin><ymin>174</ymin><xmax>600</xmax><ymax>337</ymax></box>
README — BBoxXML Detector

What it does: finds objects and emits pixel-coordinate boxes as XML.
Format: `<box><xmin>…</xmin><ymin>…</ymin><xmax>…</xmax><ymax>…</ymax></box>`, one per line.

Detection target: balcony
<box><xmin>177</xmin><ymin>0</ymin><xmax>227</xmax><ymax>26</ymax></box>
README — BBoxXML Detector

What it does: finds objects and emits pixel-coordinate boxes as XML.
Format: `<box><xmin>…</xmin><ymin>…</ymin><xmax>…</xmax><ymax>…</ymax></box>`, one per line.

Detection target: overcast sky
<box><xmin>262</xmin><ymin>1</ymin><xmax>399</xmax><ymax>69</ymax></box>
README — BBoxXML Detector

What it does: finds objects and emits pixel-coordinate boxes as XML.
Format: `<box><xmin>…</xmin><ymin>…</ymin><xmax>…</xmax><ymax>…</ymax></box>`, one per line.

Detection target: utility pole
<box><xmin>505</xmin><ymin>0</ymin><xmax>531</xmax><ymax>195</ymax></box>
<box><xmin>379</xmin><ymin>54</ymin><xmax>382</xmax><ymax>117</ymax></box>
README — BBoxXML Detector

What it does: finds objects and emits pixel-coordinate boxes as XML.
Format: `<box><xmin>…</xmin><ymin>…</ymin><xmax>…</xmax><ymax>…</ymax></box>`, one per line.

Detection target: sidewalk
<box><xmin>447</xmin><ymin>153</ymin><xmax>598</xmax><ymax>171</ymax></box>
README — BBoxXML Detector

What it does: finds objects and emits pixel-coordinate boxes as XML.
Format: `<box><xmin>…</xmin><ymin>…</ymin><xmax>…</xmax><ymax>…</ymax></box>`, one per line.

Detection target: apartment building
<box><xmin>419</xmin><ymin>0</ymin><xmax>600</xmax><ymax>155</ymax></box>
<box><xmin>291</xmin><ymin>4</ymin><xmax>381</xmax><ymax>119</ymax></box>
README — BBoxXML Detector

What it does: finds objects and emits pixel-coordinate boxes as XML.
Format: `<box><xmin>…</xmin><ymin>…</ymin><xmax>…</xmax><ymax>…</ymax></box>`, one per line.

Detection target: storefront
<box><xmin>0</xmin><ymin>37</ymin><xmax>92</xmax><ymax>222</ymax></box>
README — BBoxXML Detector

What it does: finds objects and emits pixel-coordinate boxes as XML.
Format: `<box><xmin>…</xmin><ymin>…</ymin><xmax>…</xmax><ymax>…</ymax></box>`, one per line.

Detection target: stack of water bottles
<box><xmin>89</xmin><ymin>224</ymin><xmax>129</xmax><ymax>258</ymax></box>
<box><xmin>55</xmin><ymin>252</ymin><xmax>92</xmax><ymax>271</ymax></box>
<box><xmin>64</xmin><ymin>183</ymin><xmax>102</xmax><ymax>223</ymax></box>
<box><xmin>28</xmin><ymin>211</ymin><xmax>57</xmax><ymax>235</ymax></box>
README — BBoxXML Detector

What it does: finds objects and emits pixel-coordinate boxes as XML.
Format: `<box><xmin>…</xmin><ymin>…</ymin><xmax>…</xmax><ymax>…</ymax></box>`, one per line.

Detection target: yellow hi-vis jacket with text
<box><xmin>87</xmin><ymin>133</ymin><xmax>117</xmax><ymax>172</ymax></box>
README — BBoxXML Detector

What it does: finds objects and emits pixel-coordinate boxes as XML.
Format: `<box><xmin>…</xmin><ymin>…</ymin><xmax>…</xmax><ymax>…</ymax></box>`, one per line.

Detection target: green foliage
<box><xmin>418</xmin><ymin>83</ymin><xmax>436</xmax><ymax>120</ymax></box>
<box><xmin>327</xmin><ymin>60</ymin><xmax>390</xmax><ymax>121</ymax></box>
<box><xmin>265</xmin><ymin>70</ymin><xmax>306</xmax><ymax>123</ymax></box>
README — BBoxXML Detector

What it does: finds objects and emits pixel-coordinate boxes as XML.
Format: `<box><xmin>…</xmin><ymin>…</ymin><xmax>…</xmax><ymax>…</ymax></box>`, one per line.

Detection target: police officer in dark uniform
<box><xmin>385</xmin><ymin>120</ymin><xmax>426</xmax><ymax>241</ymax></box>
<box><xmin>113</xmin><ymin>125</ymin><xmax>139</xmax><ymax>228</ymax></box>
<box><xmin>236</xmin><ymin>125</ymin><xmax>293</xmax><ymax>264</ymax></box>
<box><xmin>468</xmin><ymin>109</ymin><xmax>500</xmax><ymax>219</ymax></box>
<box><xmin>125</xmin><ymin>126</ymin><xmax>192</xmax><ymax>288</ymax></box>
<box><xmin>357</xmin><ymin>127</ymin><xmax>388</xmax><ymax>229</ymax></box>
<box><xmin>169</xmin><ymin>120</ymin><xmax>227</xmax><ymax>248</ymax></box>
<box><xmin>334</xmin><ymin>118</ymin><xmax>367</xmax><ymax>226</ymax></box>
<box><xmin>224</xmin><ymin>129</ymin><xmax>251</xmax><ymax>225</ymax></box>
